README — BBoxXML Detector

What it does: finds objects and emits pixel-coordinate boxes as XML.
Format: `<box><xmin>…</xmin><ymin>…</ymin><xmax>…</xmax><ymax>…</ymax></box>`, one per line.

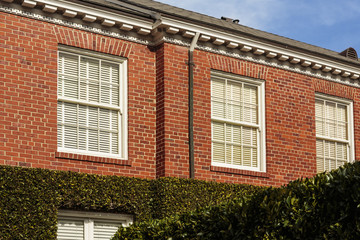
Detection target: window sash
<box><xmin>316</xmin><ymin>139</ymin><xmax>349</xmax><ymax>173</ymax></box>
<box><xmin>315</xmin><ymin>94</ymin><xmax>353</xmax><ymax>172</ymax></box>
<box><xmin>315</xmin><ymin>98</ymin><xmax>348</xmax><ymax>140</ymax></box>
<box><xmin>212</xmin><ymin>121</ymin><xmax>259</xmax><ymax>169</ymax></box>
<box><xmin>58</xmin><ymin>51</ymin><xmax>121</xmax><ymax>107</ymax></box>
<box><xmin>57</xmin><ymin>47</ymin><xmax>127</xmax><ymax>159</ymax></box>
<box><xmin>211</xmin><ymin>72</ymin><xmax>264</xmax><ymax>171</ymax></box>
<box><xmin>211</xmin><ymin>77</ymin><xmax>258</xmax><ymax>124</ymax></box>
<box><xmin>57</xmin><ymin>102</ymin><xmax>121</xmax><ymax>157</ymax></box>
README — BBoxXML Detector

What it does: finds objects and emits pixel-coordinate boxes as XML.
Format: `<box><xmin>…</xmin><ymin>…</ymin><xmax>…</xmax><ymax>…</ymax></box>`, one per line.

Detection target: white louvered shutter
<box><xmin>80</xmin><ymin>57</ymin><xmax>100</xmax><ymax>103</ymax></box>
<box><xmin>211</xmin><ymin>77</ymin><xmax>225</xmax><ymax>119</ymax></box>
<box><xmin>58</xmin><ymin>53</ymin><xmax>79</xmax><ymax>100</ymax></box>
<box><xmin>337</xmin><ymin>104</ymin><xmax>347</xmax><ymax>140</ymax></box>
<box><xmin>57</xmin><ymin>219</ymin><xmax>84</xmax><ymax>240</ymax></box>
<box><xmin>94</xmin><ymin>221</ymin><xmax>122</xmax><ymax>240</ymax></box>
<box><xmin>57</xmin><ymin>211</ymin><xmax>132</xmax><ymax>240</ymax></box>
<box><xmin>243</xmin><ymin>84</ymin><xmax>258</xmax><ymax>124</ymax></box>
<box><xmin>212</xmin><ymin>122</ymin><xmax>225</xmax><ymax>164</ymax></box>
<box><xmin>315</xmin><ymin>99</ymin><xmax>324</xmax><ymax>136</ymax></box>
<box><xmin>229</xmin><ymin>82</ymin><xmax>241</xmax><ymax>122</ymax></box>
<box><xmin>100</xmin><ymin>62</ymin><xmax>120</xmax><ymax>106</ymax></box>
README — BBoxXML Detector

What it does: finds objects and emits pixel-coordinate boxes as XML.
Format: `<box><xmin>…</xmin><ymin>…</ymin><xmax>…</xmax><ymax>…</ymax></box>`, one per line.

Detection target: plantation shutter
<box><xmin>94</xmin><ymin>221</ymin><xmax>122</xmax><ymax>240</ymax></box>
<box><xmin>211</xmin><ymin>73</ymin><xmax>262</xmax><ymax>170</ymax></box>
<box><xmin>243</xmin><ymin>84</ymin><xmax>258</xmax><ymax>124</ymax></box>
<box><xmin>57</xmin><ymin>219</ymin><xmax>84</xmax><ymax>240</ymax></box>
<box><xmin>58</xmin><ymin>50</ymin><xmax>122</xmax><ymax>157</ymax></box>
<box><xmin>211</xmin><ymin>77</ymin><xmax>225</xmax><ymax>119</ymax></box>
<box><xmin>57</xmin><ymin>219</ymin><xmax>123</xmax><ymax>240</ymax></box>
<box><xmin>58</xmin><ymin>53</ymin><xmax>79</xmax><ymax>99</ymax></box>
<box><xmin>212</xmin><ymin>122</ymin><xmax>225</xmax><ymax>164</ymax></box>
<box><xmin>315</xmin><ymin>97</ymin><xmax>350</xmax><ymax>172</ymax></box>
<box><xmin>315</xmin><ymin>100</ymin><xmax>324</xmax><ymax>136</ymax></box>
<box><xmin>57</xmin><ymin>211</ymin><xmax>132</xmax><ymax>240</ymax></box>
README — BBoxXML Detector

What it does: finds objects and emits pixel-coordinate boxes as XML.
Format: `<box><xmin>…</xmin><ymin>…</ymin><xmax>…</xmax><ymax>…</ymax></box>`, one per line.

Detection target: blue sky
<box><xmin>156</xmin><ymin>0</ymin><xmax>360</xmax><ymax>53</ymax></box>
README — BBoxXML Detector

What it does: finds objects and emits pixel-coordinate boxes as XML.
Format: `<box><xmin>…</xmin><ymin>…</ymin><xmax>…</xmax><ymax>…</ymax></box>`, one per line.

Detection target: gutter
<box><xmin>188</xmin><ymin>32</ymin><xmax>200</xmax><ymax>179</ymax></box>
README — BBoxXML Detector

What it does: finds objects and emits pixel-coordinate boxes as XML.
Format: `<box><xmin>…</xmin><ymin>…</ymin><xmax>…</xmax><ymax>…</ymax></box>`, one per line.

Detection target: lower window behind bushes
<box><xmin>57</xmin><ymin>210</ymin><xmax>133</xmax><ymax>240</ymax></box>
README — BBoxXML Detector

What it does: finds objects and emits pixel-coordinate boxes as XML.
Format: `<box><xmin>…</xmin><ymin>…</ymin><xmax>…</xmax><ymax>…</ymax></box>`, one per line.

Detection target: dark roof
<box><xmin>80</xmin><ymin>0</ymin><xmax>360</xmax><ymax>66</ymax></box>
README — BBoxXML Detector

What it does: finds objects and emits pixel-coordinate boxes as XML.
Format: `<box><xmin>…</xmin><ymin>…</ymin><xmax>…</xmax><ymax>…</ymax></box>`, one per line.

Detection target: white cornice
<box><xmin>2</xmin><ymin>0</ymin><xmax>360</xmax><ymax>86</ymax></box>
<box><xmin>34</xmin><ymin>0</ymin><xmax>152</xmax><ymax>28</ymax></box>
<box><xmin>159</xmin><ymin>17</ymin><xmax>360</xmax><ymax>80</ymax></box>
<box><xmin>0</xmin><ymin>4</ymin><xmax>150</xmax><ymax>45</ymax></box>
<box><xmin>2</xmin><ymin>0</ymin><xmax>153</xmax><ymax>35</ymax></box>
<box><xmin>164</xmin><ymin>36</ymin><xmax>360</xmax><ymax>88</ymax></box>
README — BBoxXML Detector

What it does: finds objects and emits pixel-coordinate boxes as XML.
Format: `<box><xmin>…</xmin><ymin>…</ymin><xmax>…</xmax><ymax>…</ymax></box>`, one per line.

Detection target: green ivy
<box><xmin>0</xmin><ymin>166</ymin><xmax>261</xmax><ymax>239</ymax></box>
<box><xmin>113</xmin><ymin>162</ymin><xmax>360</xmax><ymax>239</ymax></box>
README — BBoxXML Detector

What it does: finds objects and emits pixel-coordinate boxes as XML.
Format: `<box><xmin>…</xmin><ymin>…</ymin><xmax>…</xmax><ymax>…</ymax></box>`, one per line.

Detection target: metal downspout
<box><xmin>188</xmin><ymin>33</ymin><xmax>200</xmax><ymax>178</ymax></box>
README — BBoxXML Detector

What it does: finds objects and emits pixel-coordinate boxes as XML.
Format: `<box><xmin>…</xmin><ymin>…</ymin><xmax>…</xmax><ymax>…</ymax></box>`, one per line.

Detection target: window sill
<box><xmin>55</xmin><ymin>152</ymin><xmax>131</xmax><ymax>166</ymax></box>
<box><xmin>210</xmin><ymin>165</ymin><xmax>269</xmax><ymax>178</ymax></box>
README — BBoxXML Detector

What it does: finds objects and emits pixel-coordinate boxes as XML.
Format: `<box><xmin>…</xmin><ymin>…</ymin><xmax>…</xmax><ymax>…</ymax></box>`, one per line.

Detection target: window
<box><xmin>57</xmin><ymin>210</ymin><xmax>132</xmax><ymax>240</ymax></box>
<box><xmin>57</xmin><ymin>46</ymin><xmax>127</xmax><ymax>159</ymax></box>
<box><xmin>211</xmin><ymin>71</ymin><xmax>265</xmax><ymax>172</ymax></box>
<box><xmin>315</xmin><ymin>94</ymin><xmax>354</xmax><ymax>172</ymax></box>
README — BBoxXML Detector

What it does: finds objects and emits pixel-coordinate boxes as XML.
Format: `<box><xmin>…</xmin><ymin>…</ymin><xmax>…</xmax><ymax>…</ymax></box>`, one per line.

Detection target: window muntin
<box><xmin>315</xmin><ymin>94</ymin><xmax>354</xmax><ymax>172</ymax></box>
<box><xmin>57</xmin><ymin>47</ymin><xmax>127</xmax><ymax>159</ymax></box>
<box><xmin>211</xmin><ymin>72</ymin><xmax>265</xmax><ymax>172</ymax></box>
<box><xmin>57</xmin><ymin>210</ymin><xmax>132</xmax><ymax>240</ymax></box>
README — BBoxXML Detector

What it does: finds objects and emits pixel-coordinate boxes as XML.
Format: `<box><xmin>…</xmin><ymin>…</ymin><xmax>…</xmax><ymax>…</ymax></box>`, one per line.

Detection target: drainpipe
<box><xmin>188</xmin><ymin>32</ymin><xmax>200</xmax><ymax>179</ymax></box>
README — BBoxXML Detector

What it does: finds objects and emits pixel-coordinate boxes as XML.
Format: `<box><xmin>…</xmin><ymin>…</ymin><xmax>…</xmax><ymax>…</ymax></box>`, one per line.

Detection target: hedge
<box><xmin>151</xmin><ymin>177</ymin><xmax>261</xmax><ymax>219</ymax></box>
<box><xmin>0</xmin><ymin>165</ymin><xmax>262</xmax><ymax>239</ymax></box>
<box><xmin>114</xmin><ymin>161</ymin><xmax>360</xmax><ymax>239</ymax></box>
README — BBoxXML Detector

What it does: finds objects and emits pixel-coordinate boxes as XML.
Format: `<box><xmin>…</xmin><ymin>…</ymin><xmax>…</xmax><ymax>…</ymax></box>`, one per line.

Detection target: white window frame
<box><xmin>57</xmin><ymin>210</ymin><xmax>133</xmax><ymax>240</ymax></box>
<box><xmin>211</xmin><ymin>71</ymin><xmax>266</xmax><ymax>172</ymax></box>
<box><xmin>315</xmin><ymin>93</ymin><xmax>355</xmax><ymax>172</ymax></box>
<box><xmin>57</xmin><ymin>46</ymin><xmax>128</xmax><ymax>160</ymax></box>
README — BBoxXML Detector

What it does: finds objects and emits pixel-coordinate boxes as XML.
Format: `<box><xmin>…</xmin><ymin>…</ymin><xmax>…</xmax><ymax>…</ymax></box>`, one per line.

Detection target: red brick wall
<box><xmin>0</xmin><ymin>12</ymin><xmax>157</xmax><ymax>178</ymax></box>
<box><xmin>1</xmin><ymin>11</ymin><xmax>359</xmax><ymax>186</ymax></box>
<box><xmin>155</xmin><ymin>44</ymin><xmax>165</xmax><ymax>177</ymax></box>
<box><xmin>190</xmin><ymin>51</ymin><xmax>360</xmax><ymax>186</ymax></box>
<box><xmin>159</xmin><ymin>44</ymin><xmax>190</xmax><ymax>178</ymax></box>
<box><xmin>158</xmin><ymin>43</ymin><xmax>360</xmax><ymax>186</ymax></box>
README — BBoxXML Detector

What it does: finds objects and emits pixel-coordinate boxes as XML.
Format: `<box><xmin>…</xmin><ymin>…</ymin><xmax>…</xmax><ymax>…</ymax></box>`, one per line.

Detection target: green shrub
<box><xmin>151</xmin><ymin>177</ymin><xmax>262</xmax><ymax>219</ymax></box>
<box><xmin>0</xmin><ymin>166</ymin><xmax>151</xmax><ymax>239</ymax></box>
<box><xmin>0</xmin><ymin>167</ymin><xmax>59</xmax><ymax>239</ymax></box>
<box><xmin>55</xmin><ymin>171</ymin><xmax>153</xmax><ymax>220</ymax></box>
<box><xmin>113</xmin><ymin>162</ymin><xmax>360</xmax><ymax>240</ymax></box>
<box><xmin>0</xmin><ymin>165</ymin><xmax>261</xmax><ymax>239</ymax></box>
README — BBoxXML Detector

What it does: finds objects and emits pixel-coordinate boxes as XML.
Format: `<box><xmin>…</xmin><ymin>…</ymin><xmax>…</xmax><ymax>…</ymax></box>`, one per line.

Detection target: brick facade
<box><xmin>1</xmin><ymin>12</ymin><xmax>157</xmax><ymax>178</ymax></box>
<box><xmin>1</xmin><ymin>5</ymin><xmax>359</xmax><ymax>186</ymax></box>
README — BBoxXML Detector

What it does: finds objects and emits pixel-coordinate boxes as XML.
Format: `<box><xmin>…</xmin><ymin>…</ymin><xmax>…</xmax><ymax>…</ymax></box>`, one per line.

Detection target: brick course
<box><xmin>1</xmin><ymin>11</ymin><xmax>359</xmax><ymax>186</ymax></box>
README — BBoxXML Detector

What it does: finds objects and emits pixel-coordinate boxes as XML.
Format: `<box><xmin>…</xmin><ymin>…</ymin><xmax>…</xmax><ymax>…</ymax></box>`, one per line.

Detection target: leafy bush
<box><xmin>0</xmin><ymin>166</ymin><xmax>152</xmax><ymax>239</ymax></box>
<box><xmin>113</xmin><ymin>162</ymin><xmax>360</xmax><ymax>239</ymax></box>
<box><xmin>151</xmin><ymin>177</ymin><xmax>262</xmax><ymax>219</ymax></box>
<box><xmin>0</xmin><ymin>167</ymin><xmax>59</xmax><ymax>239</ymax></box>
<box><xmin>0</xmin><ymin>165</ymin><xmax>261</xmax><ymax>239</ymax></box>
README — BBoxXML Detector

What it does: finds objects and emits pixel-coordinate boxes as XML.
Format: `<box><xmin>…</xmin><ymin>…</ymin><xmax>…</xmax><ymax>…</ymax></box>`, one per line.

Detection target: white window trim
<box><xmin>58</xmin><ymin>210</ymin><xmax>133</xmax><ymax>240</ymax></box>
<box><xmin>211</xmin><ymin>71</ymin><xmax>266</xmax><ymax>172</ymax></box>
<box><xmin>57</xmin><ymin>45</ymin><xmax>128</xmax><ymax>160</ymax></box>
<box><xmin>315</xmin><ymin>93</ymin><xmax>355</xmax><ymax>169</ymax></box>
